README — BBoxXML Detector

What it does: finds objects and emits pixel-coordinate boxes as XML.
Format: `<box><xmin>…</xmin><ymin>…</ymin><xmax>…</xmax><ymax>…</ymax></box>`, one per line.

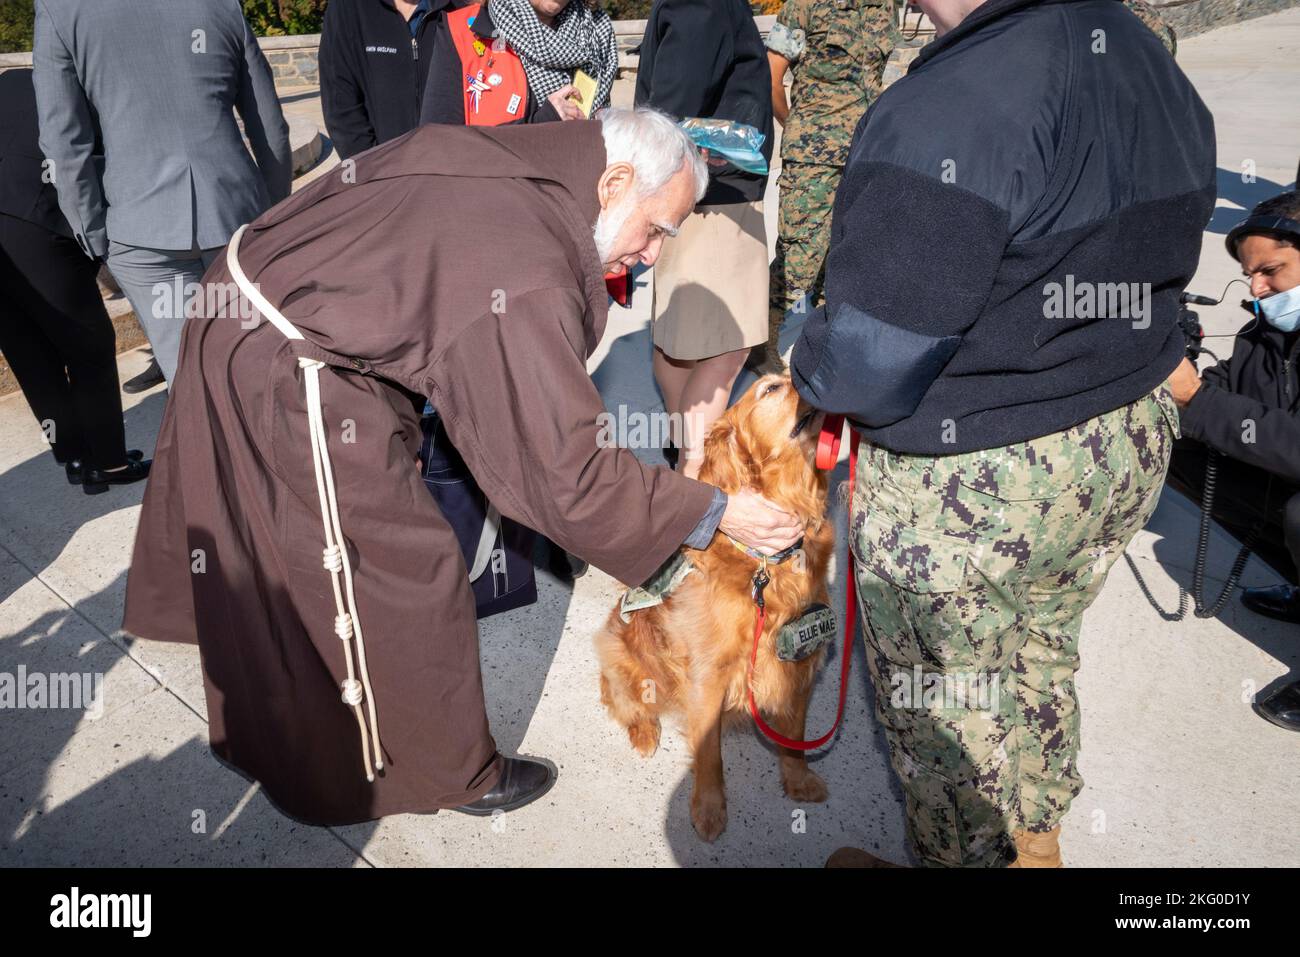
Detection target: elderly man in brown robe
<box><xmin>122</xmin><ymin>107</ymin><xmax>802</xmax><ymax>826</ymax></box>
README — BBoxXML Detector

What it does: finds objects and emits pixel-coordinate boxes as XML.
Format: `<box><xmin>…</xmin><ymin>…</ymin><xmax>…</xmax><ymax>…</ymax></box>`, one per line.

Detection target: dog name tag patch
<box><xmin>775</xmin><ymin>603</ymin><xmax>836</xmax><ymax>662</ymax></box>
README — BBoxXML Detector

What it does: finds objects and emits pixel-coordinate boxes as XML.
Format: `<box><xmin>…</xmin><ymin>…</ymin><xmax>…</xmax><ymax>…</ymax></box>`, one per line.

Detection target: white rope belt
<box><xmin>469</xmin><ymin>504</ymin><xmax>501</xmax><ymax>582</ymax></box>
<box><xmin>226</xmin><ymin>224</ymin><xmax>384</xmax><ymax>783</ymax></box>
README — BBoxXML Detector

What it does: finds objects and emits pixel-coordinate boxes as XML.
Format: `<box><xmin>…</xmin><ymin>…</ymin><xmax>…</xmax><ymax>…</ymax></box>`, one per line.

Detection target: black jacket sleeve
<box><xmin>1179</xmin><ymin>316</ymin><xmax>1300</xmax><ymax>484</ymax></box>
<box><xmin>1180</xmin><ymin>381</ymin><xmax>1300</xmax><ymax>484</ymax></box>
<box><xmin>234</xmin><ymin>13</ymin><xmax>292</xmax><ymax>204</ymax></box>
<box><xmin>319</xmin><ymin>0</ymin><xmax>377</xmax><ymax>159</ymax></box>
<box><xmin>419</xmin><ymin>19</ymin><xmax>465</xmax><ymax>125</ymax></box>
<box><xmin>527</xmin><ymin>95</ymin><xmax>560</xmax><ymax>123</ymax></box>
<box><xmin>639</xmin><ymin>0</ymin><xmax>730</xmax><ymax>120</ymax></box>
<box><xmin>1200</xmin><ymin>351</ymin><xmax>1231</xmax><ymax>389</ymax></box>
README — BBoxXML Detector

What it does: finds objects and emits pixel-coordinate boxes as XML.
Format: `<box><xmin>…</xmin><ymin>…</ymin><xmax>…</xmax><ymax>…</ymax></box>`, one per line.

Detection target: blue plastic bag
<box><xmin>678</xmin><ymin>117</ymin><xmax>769</xmax><ymax>176</ymax></box>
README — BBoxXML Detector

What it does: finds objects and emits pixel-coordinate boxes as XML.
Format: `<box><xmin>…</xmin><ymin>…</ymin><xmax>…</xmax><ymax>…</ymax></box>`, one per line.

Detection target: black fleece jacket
<box><xmin>633</xmin><ymin>0</ymin><xmax>773</xmax><ymax>206</ymax></box>
<box><xmin>320</xmin><ymin>0</ymin><xmax>453</xmax><ymax>159</ymax></box>
<box><xmin>1182</xmin><ymin>307</ymin><xmax>1300</xmax><ymax>485</ymax></box>
<box><xmin>790</xmin><ymin>0</ymin><xmax>1216</xmax><ymax>454</ymax></box>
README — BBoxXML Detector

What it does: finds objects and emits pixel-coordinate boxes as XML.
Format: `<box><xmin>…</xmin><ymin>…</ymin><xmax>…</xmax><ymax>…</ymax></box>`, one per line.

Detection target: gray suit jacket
<box><xmin>33</xmin><ymin>0</ymin><xmax>292</xmax><ymax>258</ymax></box>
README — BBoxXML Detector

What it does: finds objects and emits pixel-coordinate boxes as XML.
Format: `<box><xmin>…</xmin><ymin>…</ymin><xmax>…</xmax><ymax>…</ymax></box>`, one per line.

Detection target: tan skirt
<box><xmin>651</xmin><ymin>200</ymin><xmax>768</xmax><ymax>361</ymax></box>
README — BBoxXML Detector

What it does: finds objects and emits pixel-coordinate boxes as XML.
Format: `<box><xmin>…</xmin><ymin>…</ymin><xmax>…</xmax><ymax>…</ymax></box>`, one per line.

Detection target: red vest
<box><xmin>447</xmin><ymin>5</ymin><xmax>530</xmax><ymax>126</ymax></box>
<box><xmin>448</xmin><ymin>6</ymin><xmax>626</xmax><ymax>301</ymax></box>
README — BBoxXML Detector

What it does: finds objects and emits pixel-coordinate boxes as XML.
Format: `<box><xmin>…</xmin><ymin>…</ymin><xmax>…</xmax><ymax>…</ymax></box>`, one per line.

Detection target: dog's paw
<box><xmin>627</xmin><ymin>719</ymin><xmax>660</xmax><ymax>758</ymax></box>
<box><xmin>782</xmin><ymin>769</ymin><xmax>829</xmax><ymax>803</ymax></box>
<box><xmin>690</xmin><ymin>790</ymin><xmax>728</xmax><ymax>842</ymax></box>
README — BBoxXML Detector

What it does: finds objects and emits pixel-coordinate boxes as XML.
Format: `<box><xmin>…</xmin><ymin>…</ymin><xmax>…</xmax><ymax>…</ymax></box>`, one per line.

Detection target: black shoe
<box><xmin>544</xmin><ymin>541</ymin><xmax>588</xmax><ymax>582</ymax></box>
<box><xmin>82</xmin><ymin>457</ymin><xmax>152</xmax><ymax>495</ymax></box>
<box><xmin>1253</xmin><ymin>680</ymin><xmax>1300</xmax><ymax>733</ymax></box>
<box><xmin>1240</xmin><ymin>584</ymin><xmax>1300</xmax><ymax>623</ymax></box>
<box><xmin>449</xmin><ymin>756</ymin><xmax>556</xmax><ymax>816</ymax></box>
<box><xmin>122</xmin><ymin>358</ymin><xmax>164</xmax><ymax>394</ymax></box>
<box><xmin>66</xmin><ymin>449</ymin><xmax>144</xmax><ymax>486</ymax></box>
<box><xmin>566</xmin><ymin>553</ymin><xmax>590</xmax><ymax>580</ymax></box>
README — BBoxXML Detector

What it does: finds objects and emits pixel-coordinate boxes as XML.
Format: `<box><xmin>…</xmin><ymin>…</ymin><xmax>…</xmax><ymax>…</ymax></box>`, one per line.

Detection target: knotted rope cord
<box><xmin>226</xmin><ymin>224</ymin><xmax>383</xmax><ymax>782</ymax></box>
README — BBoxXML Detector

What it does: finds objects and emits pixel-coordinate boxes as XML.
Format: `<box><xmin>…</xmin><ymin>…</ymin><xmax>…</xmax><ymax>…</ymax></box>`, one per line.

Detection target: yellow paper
<box><xmin>571</xmin><ymin>70</ymin><xmax>598</xmax><ymax>118</ymax></box>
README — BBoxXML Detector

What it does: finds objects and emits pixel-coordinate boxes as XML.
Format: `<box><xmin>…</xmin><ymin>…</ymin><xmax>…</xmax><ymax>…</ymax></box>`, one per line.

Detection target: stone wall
<box><xmin>261</xmin><ymin>34</ymin><xmax>320</xmax><ymax>91</ymax></box>
<box><xmin>1160</xmin><ymin>0</ymin><xmax>1299</xmax><ymax>38</ymax></box>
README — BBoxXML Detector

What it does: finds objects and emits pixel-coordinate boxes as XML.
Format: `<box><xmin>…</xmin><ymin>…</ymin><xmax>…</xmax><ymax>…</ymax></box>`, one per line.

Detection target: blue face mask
<box><xmin>1255</xmin><ymin>284</ymin><xmax>1300</xmax><ymax>333</ymax></box>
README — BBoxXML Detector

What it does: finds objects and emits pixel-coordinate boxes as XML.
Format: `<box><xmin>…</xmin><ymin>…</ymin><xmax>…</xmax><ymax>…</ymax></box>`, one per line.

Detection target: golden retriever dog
<box><xmin>595</xmin><ymin>374</ymin><xmax>834</xmax><ymax>841</ymax></box>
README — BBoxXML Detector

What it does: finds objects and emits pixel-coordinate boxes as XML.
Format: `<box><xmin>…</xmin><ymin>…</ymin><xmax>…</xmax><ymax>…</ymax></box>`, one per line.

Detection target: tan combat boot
<box><xmin>825</xmin><ymin>847</ymin><xmax>902</xmax><ymax>868</ymax></box>
<box><xmin>1009</xmin><ymin>826</ymin><xmax>1063</xmax><ymax>867</ymax></box>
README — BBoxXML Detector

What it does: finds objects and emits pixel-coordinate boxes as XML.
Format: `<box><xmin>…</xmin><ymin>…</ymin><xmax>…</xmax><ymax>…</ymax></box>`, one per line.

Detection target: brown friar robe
<box><xmin>122</xmin><ymin>120</ymin><xmax>715</xmax><ymax>826</ymax></box>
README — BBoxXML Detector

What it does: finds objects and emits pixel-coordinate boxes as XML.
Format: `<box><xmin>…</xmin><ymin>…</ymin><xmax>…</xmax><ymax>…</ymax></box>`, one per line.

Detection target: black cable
<box><xmin>1127</xmin><ymin>450</ymin><xmax>1260</xmax><ymax>621</ymax></box>
<box><xmin>1186</xmin><ymin>278</ymin><xmax>1258</xmax><ymax>341</ymax></box>
<box><xmin>1125</xmin><ymin>551</ymin><xmax>1190</xmax><ymax>621</ymax></box>
<box><xmin>1184</xmin><ymin>277</ymin><xmax>1249</xmax><ymax>309</ymax></box>
<box><xmin>1191</xmin><ymin>451</ymin><xmax>1260</xmax><ymax>618</ymax></box>
<box><xmin>900</xmin><ymin>2</ymin><xmax>924</xmax><ymax>41</ymax></box>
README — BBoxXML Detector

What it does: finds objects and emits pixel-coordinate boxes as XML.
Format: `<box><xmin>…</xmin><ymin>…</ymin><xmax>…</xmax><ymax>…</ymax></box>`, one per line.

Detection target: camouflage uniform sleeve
<box><xmin>1124</xmin><ymin>0</ymin><xmax>1177</xmax><ymax>57</ymax></box>
<box><xmin>867</xmin><ymin>0</ymin><xmax>900</xmax><ymax>67</ymax></box>
<box><xmin>766</xmin><ymin>0</ymin><xmax>809</xmax><ymax>62</ymax></box>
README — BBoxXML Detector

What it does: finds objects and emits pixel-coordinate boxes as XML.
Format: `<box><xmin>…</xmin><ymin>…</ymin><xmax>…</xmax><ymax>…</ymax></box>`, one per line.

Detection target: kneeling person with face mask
<box><xmin>1167</xmin><ymin>190</ymin><xmax>1300</xmax><ymax>732</ymax></box>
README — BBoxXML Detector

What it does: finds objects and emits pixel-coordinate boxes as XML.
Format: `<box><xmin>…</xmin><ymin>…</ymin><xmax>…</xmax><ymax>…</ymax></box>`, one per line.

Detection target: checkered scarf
<box><xmin>484</xmin><ymin>0</ymin><xmax>619</xmax><ymax>113</ymax></box>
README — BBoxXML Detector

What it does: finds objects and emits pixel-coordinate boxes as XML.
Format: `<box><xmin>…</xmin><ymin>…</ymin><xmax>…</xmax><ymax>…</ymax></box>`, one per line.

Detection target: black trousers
<box><xmin>1167</xmin><ymin>437</ymin><xmax>1300</xmax><ymax>586</ymax></box>
<box><xmin>0</xmin><ymin>213</ymin><xmax>127</xmax><ymax>470</ymax></box>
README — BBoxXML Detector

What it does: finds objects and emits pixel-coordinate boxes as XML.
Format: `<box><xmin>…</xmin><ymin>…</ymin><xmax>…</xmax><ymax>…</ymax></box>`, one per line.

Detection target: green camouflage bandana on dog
<box><xmin>619</xmin><ymin>551</ymin><xmax>696</xmax><ymax>622</ymax></box>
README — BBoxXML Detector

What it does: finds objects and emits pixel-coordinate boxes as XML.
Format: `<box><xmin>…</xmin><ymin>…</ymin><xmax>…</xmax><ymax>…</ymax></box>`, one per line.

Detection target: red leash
<box><xmin>745</xmin><ymin>415</ymin><xmax>858</xmax><ymax>751</ymax></box>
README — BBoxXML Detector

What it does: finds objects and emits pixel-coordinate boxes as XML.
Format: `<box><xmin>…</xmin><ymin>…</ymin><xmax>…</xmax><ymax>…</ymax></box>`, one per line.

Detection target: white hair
<box><xmin>597</xmin><ymin>107</ymin><xmax>708</xmax><ymax>202</ymax></box>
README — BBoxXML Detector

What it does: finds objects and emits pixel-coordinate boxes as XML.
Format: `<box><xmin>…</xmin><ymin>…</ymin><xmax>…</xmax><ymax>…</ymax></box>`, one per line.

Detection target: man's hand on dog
<box><xmin>719</xmin><ymin>489</ymin><xmax>803</xmax><ymax>555</ymax></box>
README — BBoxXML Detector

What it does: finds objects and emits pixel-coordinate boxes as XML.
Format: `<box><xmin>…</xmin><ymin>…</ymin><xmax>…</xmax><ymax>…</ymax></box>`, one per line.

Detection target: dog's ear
<box><xmin>696</xmin><ymin>414</ymin><xmax>755</xmax><ymax>493</ymax></box>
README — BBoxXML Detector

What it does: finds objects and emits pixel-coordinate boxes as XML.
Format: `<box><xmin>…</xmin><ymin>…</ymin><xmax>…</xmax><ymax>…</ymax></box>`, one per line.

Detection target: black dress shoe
<box><xmin>82</xmin><ymin>457</ymin><xmax>152</xmax><ymax>495</ymax></box>
<box><xmin>66</xmin><ymin>449</ymin><xmax>144</xmax><ymax>485</ymax></box>
<box><xmin>122</xmin><ymin>358</ymin><xmax>164</xmax><ymax>394</ymax></box>
<box><xmin>1253</xmin><ymin>680</ymin><xmax>1300</xmax><ymax>733</ymax></box>
<box><xmin>449</xmin><ymin>756</ymin><xmax>556</xmax><ymax>816</ymax></box>
<box><xmin>543</xmin><ymin>540</ymin><xmax>588</xmax><ymax>583</ymax></box>
<box><xmin>1240</xmin><ymin>584</ymin><xmax>1300</xmax><ymax>623</ymax></box>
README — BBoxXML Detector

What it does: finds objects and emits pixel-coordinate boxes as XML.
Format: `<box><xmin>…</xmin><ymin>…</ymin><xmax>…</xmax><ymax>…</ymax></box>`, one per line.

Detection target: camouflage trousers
<box><xmin>850</xmin><ymin>386</ymin><xmax>1180</xmax><ymax>867</ymax></box>
<box><xmin>767</xmin><ymin>162</ymin><xmax>843</xmax><ymax>358</ymax></box>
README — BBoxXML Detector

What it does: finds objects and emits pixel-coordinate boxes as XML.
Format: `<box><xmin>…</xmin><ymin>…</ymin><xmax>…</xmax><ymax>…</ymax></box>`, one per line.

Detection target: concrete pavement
<box><xmin>1</xmin><ymin>10</ymin><xmax>1297</xmax><ymax>867</ymax></box>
